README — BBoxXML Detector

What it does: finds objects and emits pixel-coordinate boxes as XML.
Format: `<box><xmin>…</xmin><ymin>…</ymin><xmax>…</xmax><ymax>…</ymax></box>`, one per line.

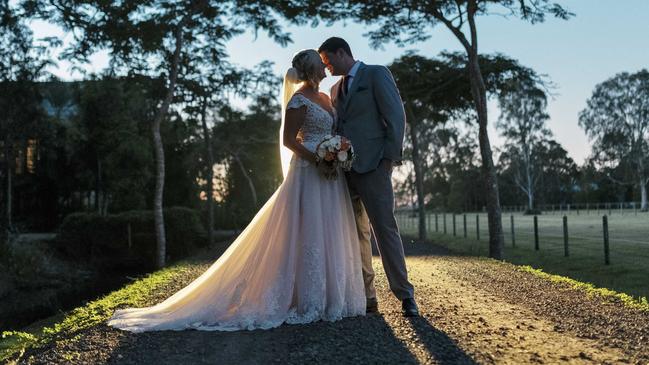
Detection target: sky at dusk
<box><xmin>30</xmin><ymin>1</ymin><xmax>649</xmax><ymax>165</ymax></box>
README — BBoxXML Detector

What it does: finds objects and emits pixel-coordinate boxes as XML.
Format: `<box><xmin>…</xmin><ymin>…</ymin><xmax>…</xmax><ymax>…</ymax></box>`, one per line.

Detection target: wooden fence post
<box><xmin>463</xmin><ymin>214</ymin><xmax>467</xmax><ymax>238</ymax></box>
<box><xmin>510</xmin><ymin>214</ymin><xmax>515</xmax><ymax>248</ymax></box>
<box><xmin>443</xmin><ymin>213</ymin><xmax>447</xmax><ymax>234</ymax></box>
<box><xmin>603</xmin><ymin>215</ymin><xmax>610</xmax><ymax>265</ymax></box>
<box><xmin>452</xmin><ymin>214</ymin><xmax>456</xmax><ymax>236</ymax></box>
<box><xmin>534</xmin><ymin>215</ymin><xmax>539</xmax><ymax>251</ymax></box>
<box><xmin>563</xmin><ymin>215</ymin><xmax>569</xmax><ymax>257</ymax></box>
<box><xmin>435</xmin><ymin>213</ymin><xmax>438</xmax><ymax>233</ymax></box>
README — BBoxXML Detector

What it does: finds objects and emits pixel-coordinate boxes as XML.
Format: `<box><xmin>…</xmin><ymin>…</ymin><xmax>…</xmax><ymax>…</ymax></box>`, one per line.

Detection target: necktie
<box><xmin>343</xmin><ymin>75</ymin><xmax>352</xmax><ymax>96</ymax></box>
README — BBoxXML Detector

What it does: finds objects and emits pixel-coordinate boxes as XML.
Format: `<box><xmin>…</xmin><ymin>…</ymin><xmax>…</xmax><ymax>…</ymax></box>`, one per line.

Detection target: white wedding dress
<box><xmin>107</xmin><ymin>93</ymin><xmax>365</xmax><ymax>332</ymax></box>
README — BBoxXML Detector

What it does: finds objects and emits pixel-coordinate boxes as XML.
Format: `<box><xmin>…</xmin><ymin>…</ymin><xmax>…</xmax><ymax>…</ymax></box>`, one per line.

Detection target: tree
<box><xmin>535</xmin><ymin>139</ymin><xmax>579</xmax><ymax>205</ymax></box>
<box><xmin>72</xmin><ymin>76</ymin><xmax>158</xmax><ymax>214</ymax></box>
<box><xmin>444</xmin><ymin>130</ymin><xmax>483</xmax><ymax>212</ymax></box>
<box><xmin>0</xmin><ymin>1</ymin><xmax>52</xmax><ymax>233</ymax></box>
<box><xmin>212</xmin><ymin>81</ymin><xmax>283</xmax><ymax>225</ymax></box>
<box><xmin>574</xmin><ymin>161</ymin><xmax>626</xmax><ymax>205</ymax></box>
<box><xmin>182</xmin><ymin>60</ymin><xmax>277</xmax><ymax>246</ymax></box>
<box><xmin>391</xmin><ymin>51</ymin><xmax>547</xmax><ymax>237</ymax></box>
<box><xmin>497</xmin><ymin>79</ymin><xmax>551</xmax><ymax>212</ymax></box>
<box><xmin>348</xmin><ymin>0</ymin><xmax>573</xmax><ymax>259</ymax></box>
<box><xmin>390</xmin><ymin>53</ymin><xmax>473</xmax><ymax>239</ymax></box>
<box><xmin>181</xmin><ymin>63</ymin><xmax>243</xmax><ymax>247</ymax></box>
<box><xmin>42</xmin><ymin>0</ymin><xmax>293</xmax><ymax>267</ymax></box>
<box><xmin>579</xmin><ymin>70</ymin><xmax>649</xmax><ymax>211</ymax></box>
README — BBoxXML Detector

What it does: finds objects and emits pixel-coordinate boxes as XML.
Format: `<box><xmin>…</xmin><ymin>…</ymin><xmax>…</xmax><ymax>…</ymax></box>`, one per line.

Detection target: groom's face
<box><xmin>319</xmin><ymin>50</ymin><xmax>344</xmax><ymax>77</ymax></box>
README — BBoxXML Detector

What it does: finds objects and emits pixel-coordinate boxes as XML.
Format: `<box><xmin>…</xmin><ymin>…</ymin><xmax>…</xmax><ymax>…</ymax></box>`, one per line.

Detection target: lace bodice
<box><xmin>286</xmin><ymin>93</ymin><xmax>335</xmax><ymax>152</ymax></box>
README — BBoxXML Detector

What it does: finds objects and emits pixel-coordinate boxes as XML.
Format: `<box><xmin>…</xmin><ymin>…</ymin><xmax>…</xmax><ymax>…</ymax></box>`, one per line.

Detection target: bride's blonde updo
<box><xmin>279</xmin><ymin>49</ymin><xmax>323</xmax><ymax>178</ymax></box>
<box><xmin>287</xmin><ymin>49</ymin><xmax>322</xmax><ymax>88</ymax></box>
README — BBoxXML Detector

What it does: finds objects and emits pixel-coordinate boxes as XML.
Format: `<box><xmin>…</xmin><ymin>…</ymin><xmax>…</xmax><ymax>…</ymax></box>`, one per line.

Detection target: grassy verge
<box><xmin>399</xmin><ymin>221</ymin><xmax>649</xmax><ymax>309</ymax></box>
<box><xmin>516</xmin><ymin>265</ymin><xmax>649</xmax><ymax>312</ymax></box>
<box><xmin>0</xmin><ymin>261</ymin><xmax>206</xmax><ymax>362</ymax></box>
<box><xmin>1</xmin><ymin>234</ymin><xmax>234</xmax><ymax>362</ymax></box>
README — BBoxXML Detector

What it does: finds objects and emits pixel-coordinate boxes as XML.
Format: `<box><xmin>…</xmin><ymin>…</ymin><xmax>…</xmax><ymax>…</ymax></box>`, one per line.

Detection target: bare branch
<box><xmin>431</xmin><ymin>9</ymin><xmax>471</xmax><ymax>52</ymax></box>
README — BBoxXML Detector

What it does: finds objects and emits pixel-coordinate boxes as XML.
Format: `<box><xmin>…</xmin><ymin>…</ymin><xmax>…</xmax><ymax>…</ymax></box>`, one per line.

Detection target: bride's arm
<box><xmin>283</xmin><ymin>106</ymin><xmax>319</xmax><ymax>164</ymax></box>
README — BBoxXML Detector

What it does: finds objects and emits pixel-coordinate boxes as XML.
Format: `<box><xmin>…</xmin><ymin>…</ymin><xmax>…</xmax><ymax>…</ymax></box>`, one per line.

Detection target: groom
<box><xmin>319</xmin><ymin>37</ymin><xmax>418</xmax><ymax>317</ymax></box>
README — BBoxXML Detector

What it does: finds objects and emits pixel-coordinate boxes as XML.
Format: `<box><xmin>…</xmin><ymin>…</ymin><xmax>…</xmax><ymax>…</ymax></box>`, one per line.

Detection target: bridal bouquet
<box><xmin>316</xmin><ymin>134</ymin><xmax>355</xmax><ymax>179</ymax></box>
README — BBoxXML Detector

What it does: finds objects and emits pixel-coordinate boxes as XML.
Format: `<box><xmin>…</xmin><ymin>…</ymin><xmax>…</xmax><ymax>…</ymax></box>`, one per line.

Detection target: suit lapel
<box><xmin>342</xmin><ymin>62</ymin><xmax>366</xmax><ymax>112</ymax></box>
<box><xmin>332</xmin><ymin>78</ymin><xmax>345</xmax><ymax>116</ymax></box>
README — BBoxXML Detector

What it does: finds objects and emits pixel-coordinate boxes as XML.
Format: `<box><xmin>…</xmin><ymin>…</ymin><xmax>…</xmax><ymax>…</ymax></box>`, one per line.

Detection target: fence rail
<box><xmin>500</xmin><ymin>201</ymin><xmax>648</xmax><ymax>215</ymax></box>
<box><xmin>395</xmin><ymin>209</ymin><xmax>649</xmax><ymax>268</ymax></box>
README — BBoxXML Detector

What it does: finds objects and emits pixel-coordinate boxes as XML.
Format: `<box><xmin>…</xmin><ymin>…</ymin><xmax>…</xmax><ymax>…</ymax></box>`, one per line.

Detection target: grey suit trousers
<box><xmin>346</xmin><ymin>163</ymin><xmax>415</xmax><ymax>301</ymax></box>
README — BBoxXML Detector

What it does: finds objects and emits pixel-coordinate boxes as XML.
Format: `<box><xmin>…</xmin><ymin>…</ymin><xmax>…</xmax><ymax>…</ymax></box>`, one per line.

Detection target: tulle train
<box><xmin>107</xmin><ymin>158</ymin><xmax>365</xmax><ymax>332</ymax></box>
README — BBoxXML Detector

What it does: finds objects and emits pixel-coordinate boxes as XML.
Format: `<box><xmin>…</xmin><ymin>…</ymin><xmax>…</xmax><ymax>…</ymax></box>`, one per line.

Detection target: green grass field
<box><xmin>396</xmin><ymin>209</ymin><xmax>649</xmax><ymax>302</ymax></box>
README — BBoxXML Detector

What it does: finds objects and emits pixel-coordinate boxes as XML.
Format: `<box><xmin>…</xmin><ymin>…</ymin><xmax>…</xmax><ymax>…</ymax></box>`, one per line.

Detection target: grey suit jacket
<box><xmin>331</xmin><ymin>62</ymin><xmax>406</xmax><ymax>174</ymax></box>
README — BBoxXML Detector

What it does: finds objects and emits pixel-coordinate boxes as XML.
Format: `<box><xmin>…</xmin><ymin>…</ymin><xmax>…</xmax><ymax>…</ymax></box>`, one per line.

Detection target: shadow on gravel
<box><xmin>103</xmin><ymin>314</ymin><xmax>426</xmax><ymax>364</ymax></box>
<box><xmin>405</xmin><ymin>316</ymin><xmax>478</xmax><ymax>365</ymax></box>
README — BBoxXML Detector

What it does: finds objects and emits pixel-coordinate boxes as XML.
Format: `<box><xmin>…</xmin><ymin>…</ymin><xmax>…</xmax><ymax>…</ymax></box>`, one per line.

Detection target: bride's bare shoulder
<box><xmin>319</xmin><ymin>92</ymin><xmax>332</xmax><ymax>102</ymax></box>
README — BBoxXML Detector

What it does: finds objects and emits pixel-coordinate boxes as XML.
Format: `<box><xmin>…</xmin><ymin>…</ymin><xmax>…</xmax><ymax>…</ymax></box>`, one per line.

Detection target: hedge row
<box><xmin>55</xmin><ymin>207</ymin><xmax>207</xmax><ymax>270</ymax></box>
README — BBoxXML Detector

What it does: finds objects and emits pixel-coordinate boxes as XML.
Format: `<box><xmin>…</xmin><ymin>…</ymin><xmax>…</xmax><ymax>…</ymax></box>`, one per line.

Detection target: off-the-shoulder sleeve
<box><xmin>286</xmin><ymin>94</ymin><xmax>308</xmax><ymax>110</ymax></box>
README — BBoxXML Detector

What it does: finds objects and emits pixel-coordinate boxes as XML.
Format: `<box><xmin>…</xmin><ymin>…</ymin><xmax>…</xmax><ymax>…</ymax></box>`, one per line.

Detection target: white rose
<box><xmin>317</xmin><ymin>148</ymin><xmax>327</xmax><ymax>158</ymax></box>
<box><xmin>337</xmin><ymin>151</ymin><xmax>348</xmax><ymax>161</ymax></box>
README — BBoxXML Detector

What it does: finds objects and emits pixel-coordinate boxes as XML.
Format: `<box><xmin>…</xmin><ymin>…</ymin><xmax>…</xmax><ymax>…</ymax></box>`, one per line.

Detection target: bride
<box><xmin>107</xmin><ymin>49</ymin><xmax>366</xmax><ymax>332</ymax></box>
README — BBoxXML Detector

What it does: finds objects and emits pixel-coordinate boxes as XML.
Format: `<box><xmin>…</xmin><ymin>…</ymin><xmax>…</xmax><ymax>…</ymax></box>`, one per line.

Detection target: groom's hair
<box><xmin>318</xmin><ymin>37</ymin><xmax>353</xmax><ymax>58</ymax></box>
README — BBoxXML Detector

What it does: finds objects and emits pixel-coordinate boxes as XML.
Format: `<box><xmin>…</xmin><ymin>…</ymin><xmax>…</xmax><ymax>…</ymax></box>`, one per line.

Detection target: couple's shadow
<box><xmin>400</xmin><ymin>314</ymin><xmax>478</xmax><ymax>364</ymax></box>
<box><xmin>106</xmin><ymin>312</ymin><xmax>476</xmax><ymax>364</ymax></box>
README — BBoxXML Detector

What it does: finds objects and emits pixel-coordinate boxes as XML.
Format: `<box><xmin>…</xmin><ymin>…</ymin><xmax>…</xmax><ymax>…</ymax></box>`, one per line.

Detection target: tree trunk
<box><xmin>523</xmin><ymin>145</ymin><xmax>534</xmax><ymax>212</ymax></box>
<box><xmin>102</xmin><ymin>192</ymin><xmax>110</xmax><ymax>215</ymax></box>
<box><xmin>465</xmin><ymin>2</ymin><xmax>504</xmax><ymax>259</ymax></box>
<box><xmin>467</xmin><ymin>52</ymin><xmax>505</xmax><ymax>259</ymax></box>
<box><xmin>4</xmin><ymin>135</ymin><xmax>12</xmax><ymax>232</ymax></box>
<box><xmin>152</xmin><ymin>97</ymin><xmax>167</xmax><ymax>268</ymax></box>
<box><xmin>406</xmin><ymin>104</ymin><xmax>426</xmax><ymax>239</ymax></box>
<box><xmin>152</xmin><ymin>26</ymin><xmax>184</xmax><ymax>268</ymax></box>
<box><xmin>232</xmin><ymin>152</ymin><xmax>258</xmax><ymax>207</ymax></box>
<box><xmin>526</xmin><ymin>156</ymin><xmax>533</xmax><ymax>211</ymax></box>
<box><xmin>95</xmin><ymin>158</ymin><xmax>101</xmax><ymax>213</ymax></box>
<box><xmin>435</xmin><ymin>0</ymin><xmax>504</xmax><ymax>259</ymax></box>
<box><xmin>199</xmin><ymin>97</ymin><xmax>215</xmax><ymax>247</ymax></box>
<box><xmin>640</xmin><ymin>177</ymin><xmax>648</xmax><ymax>211</ymax></box>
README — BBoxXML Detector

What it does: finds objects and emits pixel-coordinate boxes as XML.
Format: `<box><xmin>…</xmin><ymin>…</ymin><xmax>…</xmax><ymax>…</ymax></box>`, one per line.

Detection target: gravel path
<box><xmin>14</xmin><ymin>240</ymin><xmax>648</xmax><ymax>364</ymax></box>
